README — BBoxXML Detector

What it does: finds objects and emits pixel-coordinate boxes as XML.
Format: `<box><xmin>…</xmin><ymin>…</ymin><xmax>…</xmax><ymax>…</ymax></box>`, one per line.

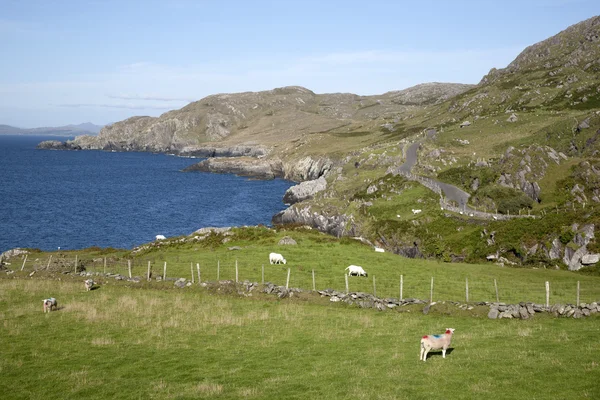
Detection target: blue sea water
<box><xmin>0</xmin><ymin>135</ymin><xmax>293</xmax><ymax>252</ymax></box>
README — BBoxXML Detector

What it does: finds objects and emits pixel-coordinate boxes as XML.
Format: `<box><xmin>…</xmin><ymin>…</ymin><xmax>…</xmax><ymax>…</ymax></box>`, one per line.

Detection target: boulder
<box><xmin>282</xmin><ymin>176</ymin><xmax>327</xmax><ymax>205</ymax></box>
<box><xmin>581</xmin><ymin>253</ymin><xmax>600</xmax><ymax>265</ymax></box>
<box><xmin>507</xmin><ymin>113</ymin><xmax>518</xmax><ymax>122</ymax></box>
<box><xmin>488</xmin><ymin>308</ymin><xmax>499</xmax><ymax>319</ymax></box>
<box><xmin>278</xmin><ymin>236</ymin><xmax>297</xmax><ymax>245</ymax></box>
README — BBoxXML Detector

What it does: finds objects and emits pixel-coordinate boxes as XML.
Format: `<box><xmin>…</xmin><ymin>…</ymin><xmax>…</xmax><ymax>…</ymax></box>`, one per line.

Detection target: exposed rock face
<box><xmin>283</xmin><ymin>177</ymin><xmax>327</xmax><ymax>204</ymax></box>
<box><xmin>183</xmin><ymin>157</ymin><xmax>281</xmax><ymax>180</ymax></box>
<box><xmin>549</xmin><ymin>238</ymin><xmax>562</xmax><ymax>260</ymax></box>
<box><xmin>282</xmin><ymin>156</ymin><xmax>333</xmax><ymax>182</ymax></box>
<box><xmin>278</xmin><ymin>236</ymin><xmax>297</xmax><ymax>245</ymax></box>
<box><xmin>272</xmin><ymin>206</ymin><xmax>355</xmax><ymax>237</ymax></box>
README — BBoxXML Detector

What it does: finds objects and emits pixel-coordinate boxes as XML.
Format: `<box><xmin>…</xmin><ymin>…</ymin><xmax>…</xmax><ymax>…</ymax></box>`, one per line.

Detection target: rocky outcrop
<box><xmin>37</xmin><ymin>140</ymin><xmax>81</xmax><ymax>150</ymax></box>
<box><xmin>283</xmin><ymin>176</ymin><xmax>327</xmax><ymax>204</ymax></box>
<box><xmin>178</xmin><ymin>145</ymin><xmax>268</xmax><ymax>158</ymax></box>
<box><xmin>183</xmin><ymin>157</ymin><xmax>282</xmax><ymax>180</ymax></box>
<box><xmin>282</xmin><ymin>156</ymin><xmax>333</xmax><ymax>182</ymax></box>
<box><xmin>272</xmin><ymin>205</ymin><xmax>355</xmax><ymax>237</ymax></box>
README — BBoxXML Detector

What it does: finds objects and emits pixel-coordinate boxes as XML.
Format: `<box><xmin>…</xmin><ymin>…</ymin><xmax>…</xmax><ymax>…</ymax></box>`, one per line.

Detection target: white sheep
<box><xmin>412</xmin><ymin>209</ymin><xmax>422</xmax><ymax>214</ymax></box>
<box><xmin>345</xmin><ymin>265</ymin><xmax>368</xmax><ymax>277</ymax></box>
<box><xmin>155</xmin><ymin>235</ymin><xmax>166</xmax><ymax>240</ymax></box>
<box><xmin>43</xmin><ymin>298</ymin><xmax>57</xmax><ymax>313</ymax></box>
<box><xmin>269</xmin><ymin>252</ymin><xmax>286</xmax><ymax>265</ymax></box>
<box><xmin>84</xmin><ymin>279</ymin><xmax>94</xmax><ymax>291</ymax></box>
<box><xmin>374</xmin><ymin>247</ymin><xmax>385</xmax><ymax>253</ymax></box>
<box><xmin>420</xmin><ymin>328</ymin><xmax>455</xmax><ymax>361</ymax></box>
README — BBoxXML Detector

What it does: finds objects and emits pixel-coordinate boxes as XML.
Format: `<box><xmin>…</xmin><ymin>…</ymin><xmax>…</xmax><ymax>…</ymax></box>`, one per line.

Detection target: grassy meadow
<box><xmin>2</xmin><ymin>229</ymin><xmax>600</xmax><ymax>399</ymax></box>
<box><xmin>1</xmin><ymin>278</ymin><xmax>599</xmax><ymax>400</ymax></box>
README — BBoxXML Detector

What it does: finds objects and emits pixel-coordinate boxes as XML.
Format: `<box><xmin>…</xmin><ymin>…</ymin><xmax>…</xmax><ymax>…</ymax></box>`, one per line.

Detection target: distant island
<box><xmin>0</xmin><ymin>122</ymin><xmax>104</xmax><ymax>136</ymax></box>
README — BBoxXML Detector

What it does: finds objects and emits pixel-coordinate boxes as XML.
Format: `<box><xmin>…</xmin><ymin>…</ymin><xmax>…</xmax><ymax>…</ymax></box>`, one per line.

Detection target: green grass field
<box><xmin>1</xmin><ymin>278</ymin><xmax>599</xmax><ymax>400</ymax></box>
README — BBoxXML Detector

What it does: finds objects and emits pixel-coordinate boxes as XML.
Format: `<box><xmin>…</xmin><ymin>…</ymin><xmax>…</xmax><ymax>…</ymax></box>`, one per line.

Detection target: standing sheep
<box><xmin>43</xmin><ymin>298</ymin><xmax>57</xmax><ymax>313</ymax></box>
<box><xmin>419</xmin><ymin>328</ymin><xmax>455</xmax><ymax>361</ymax></box>
<box><xmin>84</xmin><ymin>279</ymin><xmax>95</xmax><ymax>291</ymax></box>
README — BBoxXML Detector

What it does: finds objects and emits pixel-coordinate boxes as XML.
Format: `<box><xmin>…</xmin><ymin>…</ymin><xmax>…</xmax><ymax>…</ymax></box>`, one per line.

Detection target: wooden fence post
<box><xmin>163</xmin><ymin>261</ymin><xmax>167</xmax><ymax>280</ymax></box>
<box><xmin>494</xmin><ymin>279</ymin><xmax>499</xmax><ymax>303</ymax></box>
<box><xmin>44</xmin><ymin>255</ymin><xmax>52</xmax><ymax>270</ymax></box>
<box><xmin>235</xmin><ymin>259</ymin><xmax>238</xmax><ymax>283</ymax></box>
<box><xmin>128</xmin><ymin>259</ymin><xmax>132</xmax><ymax>278</ymax></box>
<box><xmin>400</xmin><ymin>275</ymin><xmax>403</xmax><ymax>301</ymax></box>
<box><xmin>191</xmin><ymin>262</ymin><xmax>194</xmax><ymax>283</ymax></box>
<box><xmin>147</xmin><ymin>261</ymin><xmax>151</xmax><ymax>281</ymax></box>
<box><xmin>74</xmin><ymin>255</ymin><xmax>78</xmax><ymax>274</ymax></box>
<box><xmin>104</xmin><ymin>257</ymin><xmax>107</xmax><ymax>274</ymax></box>
<box><xmin>262</xmin><ymin>264</ymin><xmax>265</xmax><ymax>285</ymax></box>
<box><xmin>21</xmin><ymin>254</ymin><xmax>27</xmax><ymax>271</ymax></box>
<box><xmin>373</xmin><ymin>275</ymin><xmax>377</xmax><ymax>297</ymax></box>
<box><xmin>197</xmin><ymin>263</ymin><xmax>201</xmax><ymax>284</ymax></box>
<box><xmin>545</xmin><ymin>281</ymin><xmax>550</xmax><ymax>308</ymax></box>
<box><xmin>312</xmin><ymin>269</ymin><xmax>316</xmax><ymax>291</ymax></box>
<box><xmin>286</xmin><ymin>268</ymin><xmax>290</xmax><ymax>289</ymax></box>
<box><xmin>430</xmin><ymin>277</ymin><xmax>434</xmax><ymax>303</ymax></box>
<box><xmin>577</xmin><ymin>281</ymin><xmax>580</xmax><ymax>307</ymax></box>
<box><xmin>345</xmin><ymin>274</ymin><xmax>349</xmax><ymax>293</ymax></box>
<box><xmin>466</xmin><ymin>277</ymin><xmax>469</xmax><ymax>303</ymax></box>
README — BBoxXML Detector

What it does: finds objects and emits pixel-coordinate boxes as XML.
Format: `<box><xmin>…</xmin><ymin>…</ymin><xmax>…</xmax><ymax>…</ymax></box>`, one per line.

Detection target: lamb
<box><xmin>374</xmin><ymin>247</ymin><xmax>385</xmax><ymax>253</ymax></box>
<box><xmin>155</xmin><ymin>235</ymin><xmax>166</xmax><ymax>240</ymax></box>
<box><xmin>420</xmin><ymin>328</ymin><xmax>455</xmax><ymax>361</ymax></box>
<box><xmin>345</xmin><ymin>265</ymin><xmax>368</xmax><ymax>277</ymax></box>
<box><xmin>411</xmin><ymin>209</ymin><xmax>422</xmax><ymax>214</ymax></box>
<box><xmin>43</xmin><ymin>298</ymin><xmax>57</xmax><ymax>313</ymax></box>
<box><xmin>84</xmin><ymin>279</ymin><xmax>94</xmax><ymax>291</ymax></box>
<box><xmin>269</xmin><ymin>252</ymin><xmax>286</xmax><ymax>265</ymax></box>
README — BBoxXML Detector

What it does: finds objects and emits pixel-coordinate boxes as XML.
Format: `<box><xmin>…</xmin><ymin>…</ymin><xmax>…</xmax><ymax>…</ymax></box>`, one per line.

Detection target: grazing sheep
<box><xmin>269</xmin><ymin>252</ymin><xmax>286</xmax><ymax>265</ymax></box>
<box><xmin>84</xmin><ymin>279</ymin><xmax>94</xmax><ymax>291</ymax></box>
<box><xmin>345</xmin><ymin>265</ymin><xmax>368</xmax><ymax>277</ymax></box>
<box><xmin>43</xmin><ymin>298</ymin><xmax>57</xmax><ymax>313</ymax></box>
<box><xmin>155</xmin><ymin>235</ymin><xmax>166</xmax><ymax>240</ymax></box>
<box><xmin>374</xmin><ymin>247</ymin><xmax>385</xmax><ymax>253</ymax></box>
<box><xmin>412</xmin><ymin>209</ymin><xmax>422</xmax><ymax>214</ymax></box>
<box><xmin>420</xmin><ymin>328</ymin><xmax>455</xmax><ymax>361</ymax></box>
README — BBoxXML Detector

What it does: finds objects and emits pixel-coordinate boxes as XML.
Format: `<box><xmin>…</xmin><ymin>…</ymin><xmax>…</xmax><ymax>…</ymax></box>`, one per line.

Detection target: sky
<box><xmin>1</xmin><ymin>0</ymin><xmax>598</xmax><ymax>128</ymax></box>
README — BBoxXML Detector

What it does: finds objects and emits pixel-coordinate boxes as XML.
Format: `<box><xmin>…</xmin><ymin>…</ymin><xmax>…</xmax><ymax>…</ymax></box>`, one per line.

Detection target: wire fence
<box><xmin>17</xmin><ymin>255</ymin><xmax>600</xmax><ymax>306</ymax></box>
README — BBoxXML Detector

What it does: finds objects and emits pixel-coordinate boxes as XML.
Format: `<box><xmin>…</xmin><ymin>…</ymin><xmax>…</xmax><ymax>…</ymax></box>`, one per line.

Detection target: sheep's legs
<box><xmin>442</xmin><ymin>348</ymin><xmax>446</xmax><ymax>358</ymax></box>
<box><xmin>419</xmin><ymin>348</ymin><xmax>424</xmax><ymax>361</ymax></box>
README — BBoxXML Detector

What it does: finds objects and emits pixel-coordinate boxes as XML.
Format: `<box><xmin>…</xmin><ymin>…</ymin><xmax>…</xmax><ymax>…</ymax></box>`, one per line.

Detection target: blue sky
<box><xmin>1</xmin><ymin>0</ymin><xmax>598</xmax><ymax>127</ymax></box>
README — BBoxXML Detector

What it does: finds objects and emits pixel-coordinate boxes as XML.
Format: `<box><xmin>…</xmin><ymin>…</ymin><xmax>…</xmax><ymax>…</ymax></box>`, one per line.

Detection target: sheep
<box><xmin>420</xmin><ymin>328</ymin><xmax>455</xmax><ymax>361</ymax></box>
<box><xmin>269</xmin><ymin>252</ymin><xmax>286</xmax><ymax>265</ymax></box>
<box><xmin>43</xmin><ymin>298</ymin><xmax>57</xmax><ymax>313</ymax></box>
<box><xmin>84</xmin><ymin>279</ymin><xmax>94</xmax><ymax>291</ymax></box>
<box><xmin>412</xmin><ymin>209</ymin><xmax>422</xmax><ymax>214</ymax></box>
<box><xmin>345</xmin><ymin>265</ymin><xmax>368</xmax><ymax>277</ymax></box>
<box><xmin>374</xmin><ymin>247</ymin><xmax>385</xmax><ymax>253</ymax></box>
<box><xmin>155</xmin><ymin>235</ymin><xmax>166</xmax><ymax>240</ymax></box>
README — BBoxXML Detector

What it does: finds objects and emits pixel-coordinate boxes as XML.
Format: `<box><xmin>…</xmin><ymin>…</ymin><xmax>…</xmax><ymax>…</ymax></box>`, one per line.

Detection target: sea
<box><xmin>0</xmin><ymin>135</ymin><xmax>293</xmax><ymax>252</ymax></box>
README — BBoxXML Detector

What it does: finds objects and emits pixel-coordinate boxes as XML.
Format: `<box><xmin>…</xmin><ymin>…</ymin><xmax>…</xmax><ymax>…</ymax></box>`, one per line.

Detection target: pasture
<box><xmin>0</xmin><ymin>278</ymin><xmax>599</xmax><ymax>400</ymax></box>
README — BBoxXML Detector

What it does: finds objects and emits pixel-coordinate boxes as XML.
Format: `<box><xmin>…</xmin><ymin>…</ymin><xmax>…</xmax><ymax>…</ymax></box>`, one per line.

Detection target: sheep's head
<box><xmin>445</xmin><ymin>328</ymin><xmax>455</xmax><ymax>334</ymax></box>
<box><xmin>282</xmin><ymin>259</ymin><xmax>287</xmax><ymax>264</ymax></box>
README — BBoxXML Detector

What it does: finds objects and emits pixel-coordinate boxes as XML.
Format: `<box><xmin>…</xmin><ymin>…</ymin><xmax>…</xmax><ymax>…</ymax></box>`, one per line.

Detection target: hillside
<box><xmin>37</xmin><ymin>16</ymin><xmax>600</xmax><ymax>270</ymax></box>
<box><xmin>1</xmin><ymin>122</ymin><xmax>103</xmax><ymax>136</ymax></box>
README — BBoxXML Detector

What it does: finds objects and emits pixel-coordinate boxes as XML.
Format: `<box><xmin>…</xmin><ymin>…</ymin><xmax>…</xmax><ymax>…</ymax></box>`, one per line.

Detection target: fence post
<box><xmin>217</xmin><ymin>260</ymin><xmax>220</xmax><ymax>281</ymax></box>
<box><xmin>74</xmin><ymin>255</ymin><xmax>78</xmax><ymax>274</ymax></box>
<box><xmin>197</xmin><ymin>263</ymin><xmax>201</xmax><ymax>284</ymax></box>
<box><xmin>190</xmin><ymin>262</ymin><xmax>194</xmax><ymax>283</ymax></box>
<box><xmin>465</xmin><ymin>277</ymin><xmax>469</xmax><ymax>303</ymax></box>
<box><xmin>262</xmin><ymin>264</ymin><xmax>265</xmax><ymax>285</ymax></box>
<box><xmin>21</xmin><ymin>254</ymin><xmax>27</xmax><ymax>271</ymax></box>
<box><xmin>128</xmin><ymin>259</ymin><xmax>132</xmax><ymax>278</ymax></box>
<box><xmin>400</xmin><ymin>275</ymin><xmax>403</xmax><ymax>301</ymax></box>
<box><xmin>45</xmin><ymin>255</ymin><xmax>52</xmax><ymax>270</ymax></box>
<box><xmin>147</xmin><ymin>261</ymin><xmax>151</xmax><ymax>281</ymax></box>
<box><xmin>430</xmin><ymin>277</ymin><xmax>434</xmax><ymax>303</ymax></box>
<box><xmin>373</xmin><ymin>275</ymin><xmax>377</xmax><ymax>297</ymax></box>
<box><xmin>286</xmin><ymin>268</ymin><xmax>290</xmax><ymax>289</ymax></box>
<box><xmin>494</xmin><ymin>279</ymin><xmax>499</xmax><ymax>303</ymax></box>
<box><xmin>345</xmin><ymin>274</ymin><xmax>349</xmax><ymax>293</ymax></box>
<box><xmin>235</xmin><ymin>259</ymin><xmax>238</xmax><ymax>283</ymax></box>
<box><xmin>163</xmin><ymin>261</ymin><xmax>167</xmax><ymax>280</ymax></box>
<box><xmin>312</xmin><ymin>270</ymin><xmax>316</xmax><ymax>291</ymax></box>
<box><xmin>104</xmin><ymin>257</ymin><xmax>107</xmax><ymax>274</ymax></box>
<box><xmin>577</xmin><ymin>281</ymin><xmax>580</xmax><ymax>307</ymax></box>
<box><xmin>545</xmin><ymin>281</ymin><xmax>550</xmax><ymax>308</ymax></box>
